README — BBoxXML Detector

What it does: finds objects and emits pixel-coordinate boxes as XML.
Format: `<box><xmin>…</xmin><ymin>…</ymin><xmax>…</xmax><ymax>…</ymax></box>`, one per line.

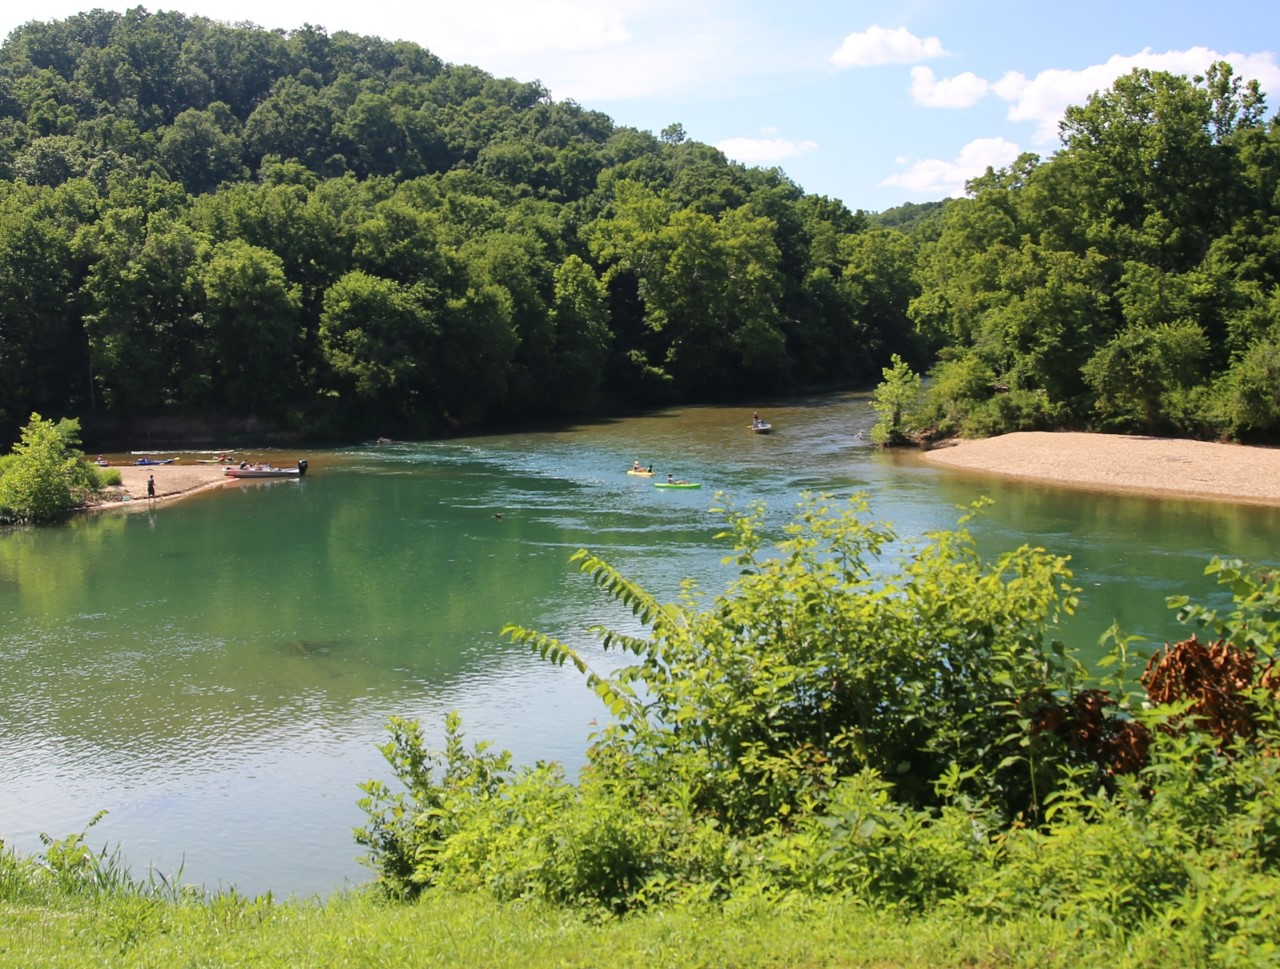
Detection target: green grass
<box><xmin>0</xmin><ymin>886</ymin><xmax>1137</xmax><ymax>969</ymax></box>
<box><xmin>0</xmin><ymin>806</ymin><xmax>1248</xmax><ymax>968</ymax></box>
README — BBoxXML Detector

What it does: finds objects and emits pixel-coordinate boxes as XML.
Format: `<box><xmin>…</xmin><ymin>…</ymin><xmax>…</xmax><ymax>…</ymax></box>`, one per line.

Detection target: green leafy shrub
<box><xmin>955</xmin><ymin>387</ymin><xmax>1059</xmax><ymax>437</ymax></box>
<box><xmin>434</xmin><ymin>764</ymin><xmax>664</xmax><ymax>911</ymax></box>
<box><xmin>358</xmin><ymin>499</ymin><xmax>1280</xmax><ymax>956</ymax></box>
<box><xmin>355</xmin><ymin>713</ymin><xmax>512</xmax><ymax>898</ymax></box>
<box><xmin>361</xmin><ymin>497</ymin><xmax>1086</xmax><ymax>901</ymax></box>
<box><xmin>0</xmin><ymin>413</ymin><xmax>97</xmax><ymax>522</ymax></box>
<box><xmin>512</xmin><ymin>495</ymin><xmax>1082</xmax><ymax>828</ymax></box>
<box><xmin>357</xmin><ymin>714</ymin><xmax>742</xmax><ymax>911</ymax></box>
<box><xmin>870</xmin><ymin>354</ymin><xmax>927</xmax><ymax>445</ymax></box>
<box><xmin>762</xmin><ymin>766</ymin><xmax>993</xmax><ymax>906</ymax></box>
<box><xmin>958</xmin><ymin>705</ymin><xmax>1280</xmax><ymax>948</ymax></box>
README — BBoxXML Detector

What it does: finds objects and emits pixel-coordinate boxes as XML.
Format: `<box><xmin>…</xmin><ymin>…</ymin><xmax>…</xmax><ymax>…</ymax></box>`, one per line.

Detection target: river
<box><xmin>2</xmin><ymin>392</ymin><xmax>1278</xmax><ymax>897</ymax></box>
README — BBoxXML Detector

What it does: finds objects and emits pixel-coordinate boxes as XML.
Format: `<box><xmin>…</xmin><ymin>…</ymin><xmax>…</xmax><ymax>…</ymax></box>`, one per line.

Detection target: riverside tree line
<box><xmin>0</xmin><ymin>9</ymin><xmax>919</xmax><ymax>444</ymax></box>
<box><xmin>3</xmin><ymin>12</ymin><xmax>1278</xmax><ymax>447</ymax></box>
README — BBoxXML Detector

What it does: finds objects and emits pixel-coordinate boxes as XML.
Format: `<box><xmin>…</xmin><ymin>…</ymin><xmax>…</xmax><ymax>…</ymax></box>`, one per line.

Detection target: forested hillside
<box><xmin>898</xmin><ymin>63</ymin><xmax>1280</xmax><ymax>443</ymax></box>
<box><xmin>4</xmin><ymin>11</ymin><xmax>1278</xmax><ymax>447</ymax></box>
<box><xmin>0</xmin><ymin>9</ymin><xmax>921</xmax><ymax>443</ymax></box>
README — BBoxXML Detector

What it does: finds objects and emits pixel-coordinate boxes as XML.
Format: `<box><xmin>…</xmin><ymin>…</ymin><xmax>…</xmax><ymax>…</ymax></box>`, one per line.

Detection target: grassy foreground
<box><xmin>0</xmin><ymin>883</ymin><xmax>1183</xmax><ymax>968</ymax></box>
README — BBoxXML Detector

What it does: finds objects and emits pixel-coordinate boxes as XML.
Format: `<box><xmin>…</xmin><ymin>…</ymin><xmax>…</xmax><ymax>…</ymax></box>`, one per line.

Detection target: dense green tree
<box><xmin>174</xmin><ymin>19</ymin><xmax>292</xmax><ymax>118</ymax></box>
<box><xmin>319</xmin><ymin>269</ymin><xmax>435</xmax><ymax>416</ymax></box>
<box><xmin>432</xmin><ymin>281</ymin><xmax>518</xmax><ymax>425</ymax></box>
<box><xmin>909</xmin><ymin>166</ymin><xmax>1027</xmax><ymax>352</ymax></box>
<box><xmin>242</xmin><ymin>77</ymin><xmax>338</xmax><ymax>172</ymax></box>
<box><xmin>334</xmin><ymin>90</ymin><xmax>447</xmax><ymax>180</ymax></box>
<box><xmin>979</xmin><ymin>243</ymin><xmax>1112</xmax><ymax>405</ymax></box>
<box><xmin>462</xmin><ymin>227</ymin><xmax>565</xmax><ymax>413</ymax></box>
<box><xmin>1081</xmin><ymin>322</ymin><xmax>1210</xmax><ymax>432</ymax></box>
<box><xmin>837</xmin><ymin>228</ymin><xmax>921</xmax><ymax>367</ymax></box>
<box><xmin>902</xmin><ymin>64</ymin><xmax>1280</xmax><ymax>442</ymax></box>
<box><xmin>870</xmin><ymin>354</ymin><xmax>924</xmax><ymax>445</ymax></box>
<box><xmin>0</xmin><ymin>182</ymin><xmax>89</xmax><ymax>428</ymax></box>
<box><xmin>1209</xmin><ymin>337</ymin><xmax>1280</xmax><ymax>439</ymax></box>
<box><xmin>0</xmin><ymin>412</ymin><xmax>93</xmax><ymax>521</ymax></box>
<box><xmin>199</xmin><ymin>239</ymin><xmax>301</xmax><ymax>415</ymax></box>
<box><xmin>1056</xmin><ymin>68</ymin><xmax>1232</xmax><ymax>269</ymax></box>
<box><xmin>587</xmin><ymin>182</ymin><xmax>785</xmax><ymax>393</ymax></box>
<box><xmin>666</xmin><ymin>145</ymin><xmax>747</xmax><ymax>214</ymax></box>
<box><xmin>350</xmin><ymin>194</ymin><xmax>452</xmax><ymax>282</ymax></box>
<box><xmin>11</xmin><ymin>134</ymin><xmax>94</xmax><ymax>186</ymax></box>
<box><xmin>544</xmin><ymin>255</ymin><xmax>611</xmax><ymax>411</ymax></box>
<box><xmin>156</xmin><ymin>104</ymin><xmax>247</xmax><ymax>194</ymax></box>
<box><xmin>550</xmin><ymin>140</ymin><xmax>604</xmax><ymax>202</ymax></box>
<box><xmin>475</xmin><ymin>137</ymin><xmax>555</xmax><ymax>193</ymax></box>
<box><xmin>191</xmin><ymin>169</ymin><xmax>366</xmax><ymax>389</ymax></box>
<box><xmin>79</xmin><ymin>205</ymin><xmax>205</xmax><ymax>414</ymax></box>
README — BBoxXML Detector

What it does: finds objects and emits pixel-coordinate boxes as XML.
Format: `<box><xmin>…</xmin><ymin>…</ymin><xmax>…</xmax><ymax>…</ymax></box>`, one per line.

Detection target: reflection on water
<box><xmin>2</xmin><ymin>392</ymin><xmax>1278</xmax><ymax>896</ymax></box>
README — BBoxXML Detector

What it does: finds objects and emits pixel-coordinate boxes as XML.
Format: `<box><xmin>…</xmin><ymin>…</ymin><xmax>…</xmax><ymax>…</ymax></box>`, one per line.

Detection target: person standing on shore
<box><xmin>146</xmin><ymin>475</ymin><xmax>155</xmax><ymax>501</ymax></box>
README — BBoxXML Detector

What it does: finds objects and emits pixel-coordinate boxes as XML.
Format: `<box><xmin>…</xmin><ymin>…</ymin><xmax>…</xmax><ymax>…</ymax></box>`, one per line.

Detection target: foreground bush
<box><xmin>0</xmin><ymin>413</ymin><xmax>101</xmax><ymax>523</ymax></box>
<box><xmin>357</xmin><ymin>495</ymin><xmax>1280</xmax><ymax>962</ymax></box>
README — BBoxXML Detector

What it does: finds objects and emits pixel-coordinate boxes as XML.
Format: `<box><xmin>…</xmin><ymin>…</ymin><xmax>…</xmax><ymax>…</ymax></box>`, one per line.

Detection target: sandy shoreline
<box><xmin>918</xmin><ymin>432</ymin><xmax>1280</xmax><ymax>506</ymax></box>
<box><xmin>85</xmin><ymin>462</ymin><xmax>234</xmax><ymax>511</ymax></box>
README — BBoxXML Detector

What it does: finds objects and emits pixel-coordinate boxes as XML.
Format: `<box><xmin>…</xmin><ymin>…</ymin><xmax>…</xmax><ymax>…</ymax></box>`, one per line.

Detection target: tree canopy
<box><xmin>897</xmin><ymin>63</ymin><xmax>1280</xmax><ymax>443</ymax></box>
<box><xmin>0</xmin><ymin>10</ymin><xmax>901</xmax><ymax>443</ymax></box>
<box><xmin>3</xmin><ymin>14</ymin><xmax>1278</xmax><ymax>447</ymax></box>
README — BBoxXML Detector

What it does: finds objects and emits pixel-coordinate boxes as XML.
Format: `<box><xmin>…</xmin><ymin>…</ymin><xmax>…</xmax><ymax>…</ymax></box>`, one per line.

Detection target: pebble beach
<box><xmin>918</xmin><ymin>431</ymin><xmax>1280</xmax><ymax>506</ymax></box>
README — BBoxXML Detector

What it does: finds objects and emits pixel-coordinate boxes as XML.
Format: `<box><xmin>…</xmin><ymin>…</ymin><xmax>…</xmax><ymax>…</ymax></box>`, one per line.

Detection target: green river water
<box><xmin>2</xmin><ymin>393</ymin><xmax>1278</xmax><ymax>897</ymax></box>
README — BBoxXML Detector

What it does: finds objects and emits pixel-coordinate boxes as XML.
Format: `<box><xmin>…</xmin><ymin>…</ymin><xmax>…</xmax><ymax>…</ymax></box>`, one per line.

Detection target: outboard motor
<box><xmin>298</xmin><ymin>459</ymin><xmax>308</xmax><ymax>477</ymax></box>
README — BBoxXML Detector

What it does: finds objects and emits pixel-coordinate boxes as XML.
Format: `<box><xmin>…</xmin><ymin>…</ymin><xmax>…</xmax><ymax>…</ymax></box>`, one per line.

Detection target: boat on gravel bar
<box><xmin>224</xmin><ymin>459</ymin><xmax>308</xmax><ymax>479</ymax></box>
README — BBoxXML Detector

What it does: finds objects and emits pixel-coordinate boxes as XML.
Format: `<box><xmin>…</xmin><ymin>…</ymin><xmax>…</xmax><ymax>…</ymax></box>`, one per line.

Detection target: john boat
<box><xmin>134</xmin><ymin>457</ymin><xmax>176</xmax><ymax>465</ymax></box>
<box><xmin>224</xmin><ymin>459</ymin><xmax>308</xmax><ymax>479</ymax></box>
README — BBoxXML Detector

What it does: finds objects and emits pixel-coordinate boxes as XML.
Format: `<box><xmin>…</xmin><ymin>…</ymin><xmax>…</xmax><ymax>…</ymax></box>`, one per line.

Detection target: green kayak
<box><xmin>654</xmin><ymin>481</ymin><xmax>701</xmax><ymax>489</ymax></box>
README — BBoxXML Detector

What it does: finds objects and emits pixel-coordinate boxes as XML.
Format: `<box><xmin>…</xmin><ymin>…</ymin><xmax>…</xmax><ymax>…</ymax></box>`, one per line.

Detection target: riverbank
<box><xmin>87</xmin><ymin>462</ymin><xmax>234</xmax><ymax>510</ymax></box>
<box><xmin>85</xmin><ymin>433</ymin><xmax>1280</xmax><ymax>511</ymax></box>
<box><xmin>919</xmin><ymin>431</ymin><xmax>1280</xmax><ymax>505</ymax></box>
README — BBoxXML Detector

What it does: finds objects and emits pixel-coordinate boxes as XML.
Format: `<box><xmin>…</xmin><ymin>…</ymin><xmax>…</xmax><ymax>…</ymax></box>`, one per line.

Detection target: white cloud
<box><xmin>829</xmin><ymin>25</ymin><xmax>947</xmax><ymax>68</ymax></box>
<box><xmin>996</xmin><ymin>47</ymin><xmax>1280</xmax><ymax>144</ymax></box>
<box><xmin>909</xmin><ymin>66</ymin><xmax>990</xmax><ymax>108</ymax></box>
<box><xmin>717</xmin><ymin>136</ymin><xmax>819</xmax><ymax>164</ymax></box>
<box><xmin>415</xmin><ymin>1</ymin><xmax>767</xmax><ymax>104</ymax></box>
<box><xmin>406</xmin><ymin>0</ymin><xmax>634</xmax><ymax>60</ymax></box>
<box><xmin>882</xmin><ymin>137</ymin><xmax>1021</xmax><ymax>197</ymax></box>
<box><xmin>531</xmin><ymin>45</ymin><xmax>712</xmax><ymax>100</ymax></box>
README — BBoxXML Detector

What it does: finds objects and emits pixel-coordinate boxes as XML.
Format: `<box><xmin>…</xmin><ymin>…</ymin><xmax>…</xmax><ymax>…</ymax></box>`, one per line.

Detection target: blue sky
<box><xmin>4</xmin><ymin>1</ymin><xmax>1279</xmax><ymax>213</ymax></box>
